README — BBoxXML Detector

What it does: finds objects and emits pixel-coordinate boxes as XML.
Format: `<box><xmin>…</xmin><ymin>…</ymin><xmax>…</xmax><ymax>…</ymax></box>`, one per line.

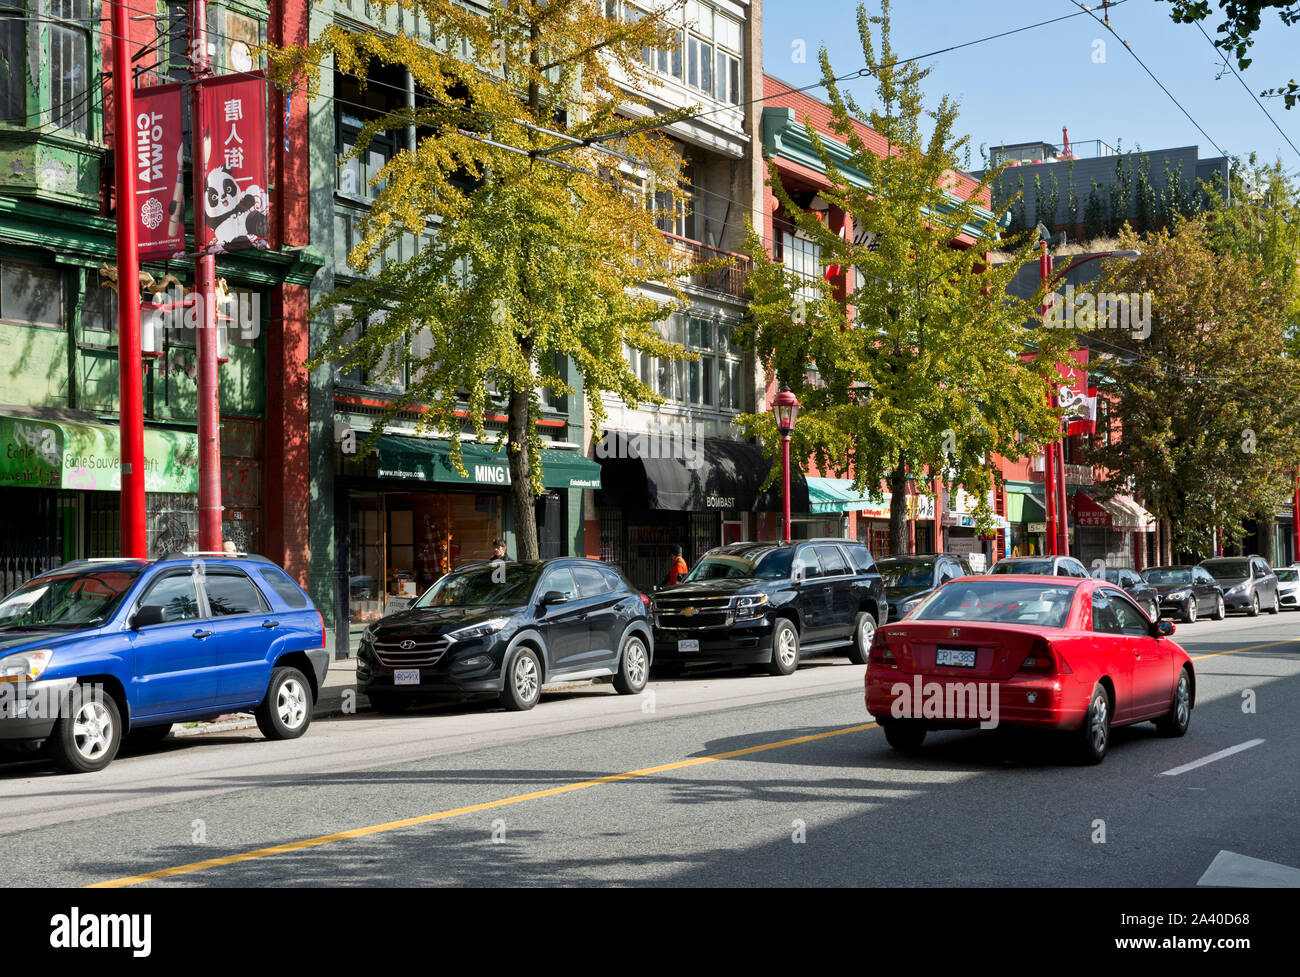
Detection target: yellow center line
<box><xmin>1191</xmin><ymin>636</ymin><xmax>1300</xmax><ymax>660</ymax></box>
<box><xmin>87</xmin><ymin>722</ymin><xmax>880</xmax><ymax>888</ymax></box>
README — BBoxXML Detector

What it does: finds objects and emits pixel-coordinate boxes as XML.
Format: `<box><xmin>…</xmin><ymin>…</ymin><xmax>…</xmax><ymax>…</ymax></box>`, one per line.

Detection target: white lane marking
<box><xmin>1197</xmin><ymin>850</ymin><xmax>1300</xmax><ymax>887</ymax></box>
<box><xmin>1160</xmin><ymin>739</ymin><xmax>1265</xmax><ymax>776</ymax></box>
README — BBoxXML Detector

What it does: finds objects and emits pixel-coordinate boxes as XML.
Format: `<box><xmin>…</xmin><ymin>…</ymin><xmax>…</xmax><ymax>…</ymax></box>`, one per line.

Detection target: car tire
<box><xmin>1154</xmin><ymin>667</ymin><xmax>1192</xmax><ymax>737</ymax></box>
<box><xmin>1076</xmin><ymin>684</ymin><xmax>1111</xmax><ymax>765</ymax></box>
<box><xmin>45</xmin><ymin>686</ymin><xmax>122</xmax><ymax>774</ymax></box>
<box><xmin>613</xmin><ymin>633</ymin><xmax>650</xmax><ymax>695</ymax></box>
<box><xmin>1268</xmin><ymin>591</ymin><xmax>1280</xmax><ymax>615</ymax></box>
<box><xmin>367</xmin><ymin>692</ymin><xmax>411</xmax><ymax>715</ymax></box>
<box><xmin>846</xmin><ymin>612</ymin><xmax>876</xmax><ymax>665</ymax></box>
<box><xmin>882</xmin><ymin>720</ymin><xmax>927</xmax><ymax>752</ymax></box>
<box><xmin>1183</xmin><ymin>599</ymin><xmax>1197</xmax><ymax>624</ymax></box>
<box><xmin>767</xmin><ymin>618</ymin><xmax>800</xmax><ymax>676</ymax></box>
<box><xmin>499</xmin><ymin>646</ymin><xmax>542</xmax><ymax>711</ymax></box>
<box><xmin>1211</xmin><ymin>594</ymin><xmax>1225</xmax><ymax>620</ymax></box>
<box><xmin>1247</xmin><ymin>593</ymin><xmax>1260</xmax><ymax>617</ymax></box>
<box><xmin>254</xmin><ymin>666</ymin><xmax>313</xmax><ymax>740</ymax></box>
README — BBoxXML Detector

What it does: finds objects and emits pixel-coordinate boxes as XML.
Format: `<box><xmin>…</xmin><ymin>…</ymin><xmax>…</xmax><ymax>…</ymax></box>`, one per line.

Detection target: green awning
<box><xmin>807</xmin><ymin>476</ymin><xmax>890</xmax><ymax>515</ymax></box>
<box><xmin>1007</xmin><ymin>492</ymin><xmax>1047</xmax><ymax>523</ymax></box>
<box><xmin>376</xmin><ymin>436</ymin><xmax>600</xmax><ymax>490</ymax></box>
<box><xmin>0</xmin><ymin>414</ymin><xmax>198</xmax><ymax>493</ymax></box>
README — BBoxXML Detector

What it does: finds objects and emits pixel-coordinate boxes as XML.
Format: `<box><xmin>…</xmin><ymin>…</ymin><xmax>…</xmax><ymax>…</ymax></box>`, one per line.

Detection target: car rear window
<box><xmin>258</xmin><ymin>566</ymin><xmax>310</xmax><ymax>607</ymax></box>
<box><xmin>205</xmin><ymin>571</ymin><xmax>270</xmax><ymax>616</ymax></box>
<box><xmin>912</xmin><ymin>580</ymin><xmax>1077</xmax><ymax>628</ymax></box>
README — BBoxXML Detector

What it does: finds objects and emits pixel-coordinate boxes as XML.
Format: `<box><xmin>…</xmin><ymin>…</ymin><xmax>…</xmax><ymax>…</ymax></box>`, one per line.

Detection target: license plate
<box><xmin>393</xmin><ymin>669</ymin><xmax>420</xmax><ymax>686</ymax></box>
<box><xmin>679</xmin><ymin>639</ymin><xmax>700</xmax><ymax>652</ymax></box>
<box><xmin>936</xmin><ymin>647</ymin><xmax>977</xmax><ymax>668</ymax></box>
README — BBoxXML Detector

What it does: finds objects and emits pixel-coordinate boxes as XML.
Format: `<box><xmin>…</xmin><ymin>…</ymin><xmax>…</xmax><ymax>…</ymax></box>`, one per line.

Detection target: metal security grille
<box><xmin>688</xmin><ymin>512</ymin><xmax>719</xmax><ymax>565</ymax></box>
<box><xmin>536</xmin><ymin>491</ymin><xmax>563</xmax><ymax>560</ymax></box>
<box><xmin>0</xmin><ymin>489</ymin><xmax>76</xmax><ymax>596</ymax></box>
<box><xmin>1076</xmin><ymin>528</ymin><xmax>1131</xmax><ymax>569</ymax></box>
<box><xmin>598</xmin><ymin>507</ymin><xmax>623</xmax><ymax>569</ymax></box>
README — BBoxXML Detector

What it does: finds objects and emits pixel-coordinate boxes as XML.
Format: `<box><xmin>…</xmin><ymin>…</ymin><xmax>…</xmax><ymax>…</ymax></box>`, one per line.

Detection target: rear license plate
<box><xmin>393</xmin><ymin>669</ymin><xmax>420</xmax><ymax>686</ymax></box>
<box><xmin>679</xmin><ymin>639</ymin><xmax>700</xmax><ymax>652</ymax></box>
<box><xmin>936</xmin><ymin>647</ymin><xmax>977</xmax><ymax>668</ymax></box>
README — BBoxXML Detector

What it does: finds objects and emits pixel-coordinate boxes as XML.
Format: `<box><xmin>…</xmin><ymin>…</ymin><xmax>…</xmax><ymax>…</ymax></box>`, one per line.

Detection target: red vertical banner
<box><xmin>198</xmin><ymin>72</ymin><xmax>270</xmax><ymax>254</ymax></box>
<box><xmin>134</xmin><ymin>83</ymin><xmax>187</xmax><ymax>261</ymax></box>
<box><xmin>1058</xmin><ymin>352</ymin><xmax>1097</xmax><ymax>436</ymax></box>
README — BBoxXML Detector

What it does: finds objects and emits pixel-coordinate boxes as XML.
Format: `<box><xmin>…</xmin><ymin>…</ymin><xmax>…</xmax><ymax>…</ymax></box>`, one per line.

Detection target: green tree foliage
<box><xmin>1081</xmin><ymin>218</ymin><xmax>1300</xmax><ymax>556</ymax></box>
<box><xmin>737</xmin><ymin>0</ymin><xmax>1073</xmax><ymax>553</ymax></box>
<box><xmin>1161</xmin><ymin>0</ymin><xmax>1299</xmax><ymax>107</ymax></box>
<box><xmin>269</xmin><ymin>0</ymin><xmax>699</xmax><ymax>559</ymax></box>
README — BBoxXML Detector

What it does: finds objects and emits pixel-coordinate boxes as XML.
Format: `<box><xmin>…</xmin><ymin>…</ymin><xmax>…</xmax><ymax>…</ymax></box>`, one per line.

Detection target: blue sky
<box><xmin>760</xmin><ymin>0</ymin><xmax>1300</xmax><ymax>171</ymax></box>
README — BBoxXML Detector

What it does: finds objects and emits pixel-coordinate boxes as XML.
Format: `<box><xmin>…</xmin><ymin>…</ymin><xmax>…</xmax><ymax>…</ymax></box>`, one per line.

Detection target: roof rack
<box><xmin>157</xmin><ymin>551</ymin><xmax>272</xmax><ymax>563</ymax></box>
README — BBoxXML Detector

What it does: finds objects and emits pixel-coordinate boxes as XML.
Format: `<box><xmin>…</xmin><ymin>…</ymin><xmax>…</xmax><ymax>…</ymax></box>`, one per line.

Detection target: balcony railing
<box><xmin>661</xmin><ymin>232</ymin><xmax>751</xmax><ymax>299</ymax></box>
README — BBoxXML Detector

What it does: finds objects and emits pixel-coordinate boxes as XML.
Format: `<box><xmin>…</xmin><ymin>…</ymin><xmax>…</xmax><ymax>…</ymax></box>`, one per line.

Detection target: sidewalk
<box><xmin>172</xmin><ymin>657</ymin><xmax>360</xmax><ymax>738</ymax></box>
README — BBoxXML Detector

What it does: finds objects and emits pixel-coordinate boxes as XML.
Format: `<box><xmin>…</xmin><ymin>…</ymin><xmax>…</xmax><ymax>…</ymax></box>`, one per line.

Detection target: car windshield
<box><xmin>1276</xmin><ymin>568</ymin><xmax>1298</xmax><ymax>582</ymax></box>
<box><xmin>686</xmin><ymin>547</ymin><xmax>793</xmax><ymax>581</ymax></box>
<box><xmin>0</xmin><ymin>569</ymin><xmax>141</xmax><ymax>631</ymax></box>
<box><xmin>1204</xmin><ymin>561</ymin><xmax>1250</xmax><ymax>580</ymax></box>
<box><xmin>414</xmin><ymin>563</ymin><xmax>541</xmax><ymax>608</ymax></box>
<box><xmin>1143</xmin><ymin>568</ymin><xmax>1192</xmax><ymax>586</ymax></box>
<box><xmin>911</xmin><ymin>581</ymin><xmax>1077</xmax><ymax>628</ymax></box>
<box><xmin>1103</xmin><ymin>569</ymin><xmax>1125</xmax><ymax>584</ymax></box>
<box><xmin>878</xmin><ymin>560</ymin><xmax>934</xmax><ymax>588</ymax></box>
<box><xmin>991</xmin><ymin>560</ymin><xmax>1052</xmax><ymax>575</ymax></box>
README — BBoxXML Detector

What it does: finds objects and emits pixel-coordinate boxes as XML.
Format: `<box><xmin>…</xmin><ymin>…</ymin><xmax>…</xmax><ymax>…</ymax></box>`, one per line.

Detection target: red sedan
<box><xmin>864</xmin><ymin>575</ymin><xmax>1194</xmax><ymax>763</ymax></box>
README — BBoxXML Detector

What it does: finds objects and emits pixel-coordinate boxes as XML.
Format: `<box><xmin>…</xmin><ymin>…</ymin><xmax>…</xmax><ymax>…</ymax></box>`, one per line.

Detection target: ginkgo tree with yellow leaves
<box><xmin>738</xmin><ymin>0</ymin><xmax>1074</xmax><ymax>554</ymax></box>
<box><xmin>270</xmin><ymin>0</ymin><xmax>702</xmax><ymax>559</ymax></box>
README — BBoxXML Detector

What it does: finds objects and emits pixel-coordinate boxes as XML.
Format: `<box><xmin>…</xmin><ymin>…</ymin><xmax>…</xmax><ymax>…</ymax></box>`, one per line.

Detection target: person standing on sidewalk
<box><xmin>661</xmin><ymin>544</ymin><xmax>688</xmax><ymax>588</ymax></box>
<box><xmin>492</xmin><ymin>537</ymin><xmax>511</xmax><ymax>561</ymax></box>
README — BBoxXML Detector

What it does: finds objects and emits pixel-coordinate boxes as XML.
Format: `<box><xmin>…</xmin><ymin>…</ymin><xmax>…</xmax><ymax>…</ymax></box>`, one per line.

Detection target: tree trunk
<box><xmin>507</xmin><ymin>386</ymin><xmax>539</xmax><ymax>561</ymax></box>
<box><xmin>888</xmin><ymin>467</ymin><xmax>909</xmax><ymax>556</ymax></box>
<box><xmin>1161</xmin><ymin>517</ymin><xmax>1174</xmax><ymax>565</ymax></box>
<box><xmin>1258</xmin><ymin>509</ymin><xmax>1276</xmax><ymax>564</ymax></box>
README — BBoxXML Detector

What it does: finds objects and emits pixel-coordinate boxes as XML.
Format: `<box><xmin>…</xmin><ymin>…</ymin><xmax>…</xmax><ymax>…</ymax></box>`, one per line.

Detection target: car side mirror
<box><xmin>539</xmin><ymin>590</ymin><xmax>567</xmax><ymax>607</ymax></box>
<box><xmin>1156</xmin><ymin>620</ymin><xmax>1175</xmax><ymax>638</ymax></box>
<box><xmin>131</xmin><ymin>605</ymin><xmax>167</xmax><ymax>629</ymax></box>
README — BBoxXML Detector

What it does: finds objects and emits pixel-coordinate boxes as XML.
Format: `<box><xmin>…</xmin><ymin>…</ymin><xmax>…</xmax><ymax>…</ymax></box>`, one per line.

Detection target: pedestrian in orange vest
<box><xmin>661</xmin><ymin>544</ymin><xmax>688</xmax><ymax>588</ymax></box>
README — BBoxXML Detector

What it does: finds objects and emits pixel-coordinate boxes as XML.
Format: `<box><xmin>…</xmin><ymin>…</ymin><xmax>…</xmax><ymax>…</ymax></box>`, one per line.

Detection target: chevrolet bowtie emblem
<box><xmin>682</xmin><ymin>608</ymin><xmax>698</xmax><ymax>616</ymax></box>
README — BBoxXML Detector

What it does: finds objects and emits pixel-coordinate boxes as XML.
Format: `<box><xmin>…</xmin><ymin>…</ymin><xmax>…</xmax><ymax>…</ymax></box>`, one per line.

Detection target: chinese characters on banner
<box><xmin>133</xmin><ymin>83</ymin><xmax>186</xmax><ymax>261</ymax></box>
<box><xmin>198</xmin><ymin>72</ymin><xmax>270</xmax><ymax>254</ymax></box>
<box><xmin>1057</xmin><ymin>355</ymin><xmax>1097</xmax><ymax>436</ymax></box>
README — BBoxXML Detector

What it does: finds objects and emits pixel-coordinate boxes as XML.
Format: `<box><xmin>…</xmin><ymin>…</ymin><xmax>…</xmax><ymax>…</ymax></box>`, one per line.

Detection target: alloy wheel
<box><xmin>858</xmin><ymin>615</ymin><xmax>876</xmax><ymax>652</ymax></box>
<box><xmin>72</xmin><ymin>699</ymin><xmax>114</xmax><ymax>762</ymax></box>
<box><xmin>277</xmin><ymin>678</ymin><xmax>308</xmax><ymax>730</ymax></box>
<box><xmin>777</xmin><ymin>627</ymin><xmax>798</xmax><ymax>668</ymax></box>
<box><xmin>514</xmin><ymin>653</ymin><xmax>539</xmax><ymax>702</ymax></box>
<box><xmin>1174</xmin><ymin>672</ymin><xmax>1190</xmax><ymax>728</ymax></box>
<box><xmin>625</xmin><ymin>638</ymin><xmax>648</xmax><ymax>687</ymax></box>
<box><xmin>1090</xmin><ymin>693</ymin><xmax>1109</xmax><ymax>754</ymax></box>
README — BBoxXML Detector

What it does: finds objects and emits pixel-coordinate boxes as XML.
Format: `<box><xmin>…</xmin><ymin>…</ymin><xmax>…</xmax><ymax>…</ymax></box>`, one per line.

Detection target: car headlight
<box><xmin>733</xmin><ymin>594</ymin><xmax>769</xmax><ymax>619</ymax></box>
<box><xmin>447</xmin><ymin>618</ymin><xmax>509</xmax><ymax>642</ymax></box>
<box><xmin>900</xmin><ymin>597</ymin><xmax>924</xmax><ymax>616</ymax></box>
<box><xmin>1168</xmin><ymin>589</ymin><xmax>1190</xmax><ymax>600</ymax></box>
<box><xmin>0</xmin><ymin>649</ymin><xmax>52</xmax><ymax>683</ymax></box>
<box><xmin>1226</xmin><ymin>583</ymin><xmax>1246</xmax><ymax>596</ymax></box>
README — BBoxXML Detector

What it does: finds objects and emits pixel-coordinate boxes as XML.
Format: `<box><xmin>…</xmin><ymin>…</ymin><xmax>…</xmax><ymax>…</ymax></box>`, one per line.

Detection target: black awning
<box><xmin>595</xmin><ymin>431</ymin><xmax>810</xmax><ymax>513</ymax></box>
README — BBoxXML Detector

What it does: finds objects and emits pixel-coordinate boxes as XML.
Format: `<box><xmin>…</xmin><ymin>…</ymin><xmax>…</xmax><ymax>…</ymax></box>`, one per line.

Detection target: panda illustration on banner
<box><xmin>202</xmin><ymin>165</ymin><xmax>269</xmax><ymax>253</ymax></box>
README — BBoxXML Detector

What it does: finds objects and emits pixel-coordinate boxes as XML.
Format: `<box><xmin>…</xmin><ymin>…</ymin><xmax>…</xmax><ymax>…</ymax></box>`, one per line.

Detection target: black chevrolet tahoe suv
<box><xmin>650</xmin><ymin>539</ymin><xmax>887</xmax><ymax>676</ymax></box>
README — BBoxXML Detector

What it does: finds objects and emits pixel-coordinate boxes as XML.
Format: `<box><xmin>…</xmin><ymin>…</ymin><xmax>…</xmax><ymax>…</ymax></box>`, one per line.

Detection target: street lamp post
<box><xmin>772</xmin><ymin>386</ymin><xmax>801</xmax><ymax>543</ymax></box>
<box><xmin>1039</xmin><ymin>244</ymin><xmax>1141</xmax><ymax>558</ymax></box>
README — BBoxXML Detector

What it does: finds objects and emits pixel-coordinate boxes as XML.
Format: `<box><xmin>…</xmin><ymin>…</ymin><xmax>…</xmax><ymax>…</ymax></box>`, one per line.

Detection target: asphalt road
<box><xmin>2</xmin><ymin>612</ymin><xmax>1297</xmax><ymax>887</ymax></box>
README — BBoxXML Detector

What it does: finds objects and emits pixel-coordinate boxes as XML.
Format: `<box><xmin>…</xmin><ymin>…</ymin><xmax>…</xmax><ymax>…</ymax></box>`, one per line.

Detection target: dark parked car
<box><xmin>0</xmin><ymin>553</ymin><xmax>328</xmax><ymax>773</ymax></box>
<box><xmin>989</xmin><ymin>556</ymin><xmax>1091</xmax><ymax>577</ymax></box>
<box><xmin>878</xmin><ymin>554</ymin><xmax>976</xmax><ymax>623</ymax></box>
<box><xmin>1142</xmin><ymin>565</ymin><xmax>1224</xmax><ymax>623</ymax></box>
<box><xmin>650</xmin><ymin>539</ymin><xmax>886</xmax><ymax>676</ymax></box>
<box><xmin>358</xmin><ymin>558</ymin><xmax>652</xmax><ymax>712</ymax></box>
<box><xmin>1200</xmin><ymin>556</ymin><xmax>1279</xmax><ymax>617</ymax></box>
<box><xmin>1103</xmin><ymin>567</ymin><xmax>1160</xmax><ymax>622</ymax></box>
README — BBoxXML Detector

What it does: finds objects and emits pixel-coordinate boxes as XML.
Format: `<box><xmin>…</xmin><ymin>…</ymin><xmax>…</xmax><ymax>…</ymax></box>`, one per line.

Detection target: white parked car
<box><xmin>1274</xmin><ymin>566</ymin><xmax>1299</xmax><ymax>610</ymax></box>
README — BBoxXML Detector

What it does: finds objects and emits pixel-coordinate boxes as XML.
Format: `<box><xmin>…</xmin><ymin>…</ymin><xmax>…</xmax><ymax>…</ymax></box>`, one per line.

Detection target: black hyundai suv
<box><xmin>357</xmin><ymin>558</ymin><xmax>652</xmax><ymax>712</ymax></box>
<box><xmin>650</xmin><ymin>539</ymin><xmax>886</xmax><ymax>676</ymax></box>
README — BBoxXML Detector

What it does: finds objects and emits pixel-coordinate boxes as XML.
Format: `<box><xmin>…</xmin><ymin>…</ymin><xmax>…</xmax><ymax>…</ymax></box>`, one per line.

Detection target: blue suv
<box><xmin>0</xmin><ymin>553</ymin><xmax>328</xmax><ymax>773</ymax></box>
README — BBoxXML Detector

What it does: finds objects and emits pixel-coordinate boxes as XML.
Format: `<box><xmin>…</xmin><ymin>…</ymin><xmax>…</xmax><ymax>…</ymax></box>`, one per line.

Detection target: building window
<box><xmin>337</xmin><ymin>107</ymin><xmax>397</xmax><ymax>201</ymax></box>
<box><xmin>0</xmin><ymin>260</ymin><xmax>63</xmax><ymax>328</ymax></box>
<box><xmin>606</xmin><ymin>0</ymin><xmax>741</xmax><ymax>104</ymax></box>
<box><xmin>628</xmin><ymin>312</ymin><xmax>741</xmax><ymax>413</ymax></box>
<box><xmin>0</xmin><ymin>0</ymin><xmax>97</xmax><ymax>138</ymax></box>
<box><xmin>780</xmin><ymin>230</ymin><xmax>822</xmax><ymax>304</ymax></box>
<box><xmin>653</xmin><ymin>163</ymin><xmax>699</xmax><ymax>240</ymax></box>
<box><xmin>0</xmin><ymin>3</ymin><xmax>24</xmax><ymax>124</ymax></box>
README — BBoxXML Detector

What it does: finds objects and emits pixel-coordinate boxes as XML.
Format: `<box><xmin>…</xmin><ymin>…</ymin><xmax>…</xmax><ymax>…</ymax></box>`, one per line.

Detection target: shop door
<box><xmin>0</xmin><ymin>489</ymin><xmax>77</xmax><ymax>595</ymax></box>
<box><xmin>536</xmin><ymin>491</ymin><xmax>564</xmax><ymax>560</ymax></box>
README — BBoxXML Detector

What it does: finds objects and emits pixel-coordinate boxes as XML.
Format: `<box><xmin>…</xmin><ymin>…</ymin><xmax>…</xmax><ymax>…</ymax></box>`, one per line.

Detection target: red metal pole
<box><xmin>111</xmin><ymin>0</ymin><xmax>146</xmax><ymax>558</ymax></box>
<box><xmin>781</xmin><ymin>433</ymin><xmax>792</xmax><ymax>543</ymax></box>
<box><xmin>1292</xmin><ymin>471</ymin><xmax>1299</xmax><ymax>564</ymax></box>
<box><xmin>1039</xmin><ymin>243</ymin><xmax>1057</xmax><ymax>557</ymax></box>
<box><xmin>191</xmin><ymin>0</ymin><xmax>223</xmax><ymax>551</ymax></box>
<box><xmin>1056</xmin><ymin>432</ymin><xmax>1070</xmax><ymax>557</ymax></box>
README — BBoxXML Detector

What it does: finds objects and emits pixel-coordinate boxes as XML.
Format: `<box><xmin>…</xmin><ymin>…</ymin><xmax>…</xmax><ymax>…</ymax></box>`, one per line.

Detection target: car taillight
<box><xmin>1019</xmin><ymin>637</ymin><xmax>1070</xmax><ymax>674</ymax></box>
<box><xmin>317</xmin><ymin>609</ymin><xmax>326</xmax><ymax>648</ymax></box>
<box><xmin>869</xmin><ymin>629</ymin><xmax>895</xmax><ymax>663</ymax></box>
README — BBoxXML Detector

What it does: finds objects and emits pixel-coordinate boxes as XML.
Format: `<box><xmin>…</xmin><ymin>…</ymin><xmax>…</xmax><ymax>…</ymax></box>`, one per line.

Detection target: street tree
<box><xmin>737</xmin><ymin>0</ymin><xmax>1073</xmax><ymax>553</ymax></box>
<box><xmin>1081</xmin><ymin>218</ymin><xmax>1300</xmax><ymax>557</ymax></box>
<box><xmin>269</xmin><ymin>0</ymin><xmax>698</xmax><ymax>559</ymax></box>
<box><xmin>1160</xmin><ymin>0</ymin><xmax>1299</xmax><ymax>107</ymax></box>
